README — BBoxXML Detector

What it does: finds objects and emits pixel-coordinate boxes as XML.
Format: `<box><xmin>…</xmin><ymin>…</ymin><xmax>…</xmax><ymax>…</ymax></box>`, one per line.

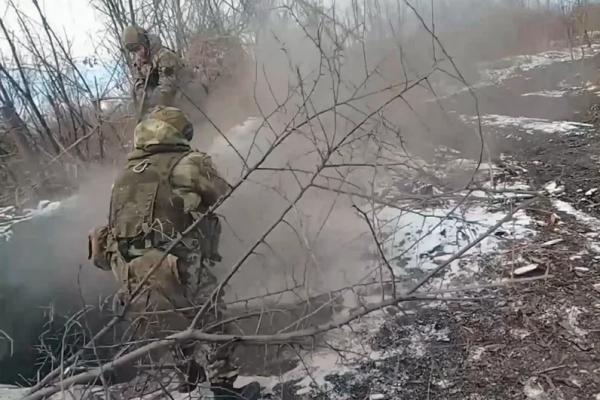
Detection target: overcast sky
<box><xmin>0</xmin><ymin>0</ymin><xmax>103</xmax><ymax>57</ymax></box>
<box><xmin>0</xmin><ymin>0</ymin><xmax>589</xmax><ymax>60</ymax></box>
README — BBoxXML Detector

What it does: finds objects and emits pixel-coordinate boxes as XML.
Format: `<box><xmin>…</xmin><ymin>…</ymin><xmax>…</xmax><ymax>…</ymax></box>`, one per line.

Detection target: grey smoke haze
<box><xmin>1</xmin><ymin>0</ymin><xmax>563</xmax><ymax>381</ymax></box>
<box><xmin>1</xmin><ymin>0</ymin><xmax>490</xmax><ymax>317</ymax></box>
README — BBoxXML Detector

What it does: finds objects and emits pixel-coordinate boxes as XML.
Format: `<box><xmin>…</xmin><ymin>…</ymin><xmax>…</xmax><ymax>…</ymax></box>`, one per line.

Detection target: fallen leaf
<box><xmin>548</xmin><ymin>213</ymin><xmax>560</xmax><ymax>226</ymax></box>
<box><xmin>540</xmin><ymin>238</ymin><xmax>563</xmax><ymax>247</ymax></box>
<box><xmin>510</xmin><ymin>328</ymin><xmax>532</xmax><ymax>340</ymax></box>
<box><xmin>574</xmin><ymin>266</ymin><xmax>590</xmax><ymax>273</ymax></box>
<box><xmin>514</xmin><ymin>264</ymin><xmax>540</xmax><ymax>276</ymax></box>
<box><xmin>468</xmin><ymin>346</ymin><xmax>486</xmax><ymax>362</ymax></box>
<box><xmin>523</xmin><ymin>377</ymin><xmax>546</xmax><ymax>399</ymax></box>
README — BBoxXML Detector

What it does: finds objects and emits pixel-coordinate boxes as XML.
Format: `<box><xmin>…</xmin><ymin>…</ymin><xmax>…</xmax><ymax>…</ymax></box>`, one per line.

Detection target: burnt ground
<box><xmin>313</xmin><ymin>212</ymin><xmax>600</xmax><ymax>400</ymax></box>
<box><xmin>5</xmin><ymin>50</ymin><xmax>600</xmax><ymax>400</ymax></box>
<box><xmin>308</xmin><ymin>54</ymin><xmax>600</xmax><ymax>399</ymax></box>
<box><xmin>32</xmin><ymin>54</ymin><xmax>600</xmax><ymax>400</ymax></box>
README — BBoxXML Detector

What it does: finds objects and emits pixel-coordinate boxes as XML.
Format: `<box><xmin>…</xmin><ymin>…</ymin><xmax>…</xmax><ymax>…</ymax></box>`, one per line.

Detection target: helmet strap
<box><xmin>141</xmin><ymin>32</ymin><xmax>150</xmax><ymax>49</ymax></box>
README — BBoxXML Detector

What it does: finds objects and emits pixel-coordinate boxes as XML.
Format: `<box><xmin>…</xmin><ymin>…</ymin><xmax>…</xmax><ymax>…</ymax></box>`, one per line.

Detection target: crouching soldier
<box><xmin>89</xmin><ymin>106</ymin><xmax>259</xmax><ymax>399</ymax></box>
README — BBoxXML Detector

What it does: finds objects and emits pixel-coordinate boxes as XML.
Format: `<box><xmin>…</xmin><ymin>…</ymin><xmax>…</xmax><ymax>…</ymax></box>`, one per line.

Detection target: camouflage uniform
<box><xmin>104</xmin><ymin>106</ymin><xmax>244</xmax><ymax>393</ymax></box>
<box><xmin>122</xmin><ymin>26</ymin><xmax>186</xmax><ymax>114</ymax></box>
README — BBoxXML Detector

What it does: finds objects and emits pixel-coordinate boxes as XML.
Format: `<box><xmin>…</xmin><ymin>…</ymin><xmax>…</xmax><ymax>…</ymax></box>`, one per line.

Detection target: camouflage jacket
<box><xmin>107</xmin><ymin>114</ymin><xmax>230</xmax><ymax>261</ymax></box>
<box><xmin>132</xmin><ymin>34</ymin><xmax>185</xmax><ymax>105</ymax></box>
<box><xmin>130</xmin><ymin>115</ymin><xmax>230</xmax><ymax>214</ymax></box>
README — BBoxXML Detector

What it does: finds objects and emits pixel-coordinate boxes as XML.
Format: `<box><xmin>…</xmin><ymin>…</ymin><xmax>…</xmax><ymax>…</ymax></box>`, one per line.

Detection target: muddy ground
<box><xmin>5</xmin><ymin>49</ymin><xmax>600</xmax><ymax>400</ymax></box>
<box><xmin>309</xmin><ymin>53</ymin><xmax>600</xmax><ymax>399</ymax></box>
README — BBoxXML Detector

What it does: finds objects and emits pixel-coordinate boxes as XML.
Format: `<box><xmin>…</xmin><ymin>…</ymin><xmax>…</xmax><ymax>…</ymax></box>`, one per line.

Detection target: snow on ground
<box><xmin>462</xmin><ymin>114</ymin><xmax>594</xmax><ymax>135</ymax></box>
<box><xmin>432</xmin><ymin>44</ymin><xmax>600</xmax><ymax>101</ymax></box>
<box><xmin>584</xmin><ymin>82</ymin><xmax>600</xmax><ymax>96</ymax></box>
<box><xmin>5</xmin><ymin>40</ymin><xmax>589</xmax><ymax>395</ymax></box>
<box><xmin>0</xmin><ymin>122</ymin><xmax>539</xmax><ymax>399</ymax></box>
<box><xmin>0</xmin><ymin>385</ymin><xmax>27</xmax><ymax>400</ymax></box>
<box><xmin>233</xmin><ymin>300</ymin><xmax>452</xmax><ymax>398</ymax></box>
<box><xmin>521</xmin><ymin>90</ymin><xmax>569</xmax><ymax>98</ymax></box>
<box><xmin>0</xmin><ymin>200</ymin><xmax>62</xmax><ymax>241</ymax></box>
<box><xmin>555</xmin><ymin>80</ymin><xmax>600</xmax><ymax>97</ymax></box>
<box><xmin>480</xmin><ymin>44</ymin><xmax>600</xmax><ymax>86</ymax></box>
<box><xmin>378</xmin><ymin>200</ymin><xmax>532</xmax><ymax>280</ymax></box>
<box><xmin>552</xmin><ymin>199</ymin><xmax>600</xmax><ymax>253</ymax></box>
<box><xmin>231</xmin><ymin>204</ymin><xmax>533</xmax><ymax>397</ymax></box>
<box><xmin>216</xmin><ymin>129</ymin><xmax>537</xmax><ymax>396</ymax></box>
<box><xmin>553</xmin><ymin>199</ymin><xmax>600</xmax><ymax>228</ymax></box>
<box><xmin>229</xmin><ymin>168</ymin><xmax>536</xmax><ymax>397</ymax></box>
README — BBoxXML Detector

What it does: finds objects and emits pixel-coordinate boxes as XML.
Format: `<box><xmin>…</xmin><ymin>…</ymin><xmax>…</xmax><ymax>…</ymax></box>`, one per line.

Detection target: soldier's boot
<box><xmin>210</xmin><ymin>381</ymin><xmax>261</xmax><ymax>400</ymax></box>
<box><xmin>176</xmin><ymin>359</ymin><xmax>204</xmax><ymax>393</ymax></box>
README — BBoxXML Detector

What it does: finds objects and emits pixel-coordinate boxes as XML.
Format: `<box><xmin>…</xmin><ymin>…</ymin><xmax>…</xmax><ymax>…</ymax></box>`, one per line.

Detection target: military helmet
<box><xmin>122</xmin><ymin>25</ymin><xmax>149</xmax><ymax>51</ymax></box>
<box><xmin>147</xmin><ymin>106</ymin><xmax>194</xmax><ymax>141</ymax></box>
<box><xmin>134</xmin><ymin>106</ymin><xmax>194</xmax><ymax>149</ymax></box>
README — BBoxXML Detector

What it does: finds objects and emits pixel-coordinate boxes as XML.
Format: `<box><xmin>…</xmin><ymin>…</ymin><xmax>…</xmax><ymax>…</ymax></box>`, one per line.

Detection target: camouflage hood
<box><xmin>147</xmin><ymin>33</ymin><xmax>163</xmax><ymax>60</ymax></box>
<box><xmin>133</xmin><ymin>107</ymin><xmax>192</xmax><ymax>152</ymax></box>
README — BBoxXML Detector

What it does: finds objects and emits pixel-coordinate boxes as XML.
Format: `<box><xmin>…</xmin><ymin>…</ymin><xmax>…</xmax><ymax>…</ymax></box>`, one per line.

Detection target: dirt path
<box><xmin>309</xmin><ymin>49</ymin><xmax>600</xmax><ymax>400</ymax></box>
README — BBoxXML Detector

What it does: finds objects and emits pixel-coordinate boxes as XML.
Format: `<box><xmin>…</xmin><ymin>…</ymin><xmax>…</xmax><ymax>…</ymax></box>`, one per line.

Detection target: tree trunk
<box><xmin>0</xmin><ymin>103</ymin><xmax>39</xmax><ymax>168</ymax></box>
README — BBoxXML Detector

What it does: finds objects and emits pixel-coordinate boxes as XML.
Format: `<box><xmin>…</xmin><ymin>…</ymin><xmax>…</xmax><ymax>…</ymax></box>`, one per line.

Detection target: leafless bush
<box><xmin>14</xmin><ymin>1</ymin><xmax>552</xmax><ymax>398</ymax></box>
<box><xmin>0</xmin><ymin>0</ymin><xmax>128</xmax><ymax>206</ymax></box>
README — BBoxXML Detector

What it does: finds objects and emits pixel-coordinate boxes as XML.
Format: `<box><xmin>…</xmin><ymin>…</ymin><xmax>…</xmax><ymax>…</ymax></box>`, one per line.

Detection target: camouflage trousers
<box><xmin>109</xmin><ymin>248</ymin><xmax>238</xmax><ymax>385</ymax></box>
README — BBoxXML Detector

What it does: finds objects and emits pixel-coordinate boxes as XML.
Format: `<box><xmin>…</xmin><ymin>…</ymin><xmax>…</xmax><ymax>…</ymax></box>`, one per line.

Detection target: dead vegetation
<box><xmin>1</xmin><ymin>0</ymin><xmax>600</xmax><ymax>399</ymax></box>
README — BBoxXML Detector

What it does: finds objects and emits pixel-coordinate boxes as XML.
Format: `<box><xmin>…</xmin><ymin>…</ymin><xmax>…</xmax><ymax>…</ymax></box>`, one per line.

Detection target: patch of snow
<box><xmin>463</xmin><ymin>114</ymin><xmax>593</xmax><ymax>135</ymax></box>
<box><xmin>471</xmin><ymin>180</ymin><xmax>536</xmax><ymax>201</ymax></box>
<box><xmin>435</xmin><ymin>379</ymin><xmax>452</xmax><ymax>389</ymax></box>
<box><xmin>0</xmin><ymin>200</ymin><xmax>62</xmax><ymax>240</ymax></box>
<box><xmin>523</xmin><ymin>377</ymin><xmax>546</xmax><ymax>399</ymax></box>
<box><xmin>468</xmin><ymin>346</ymin><xmax>486</xmax><ymax>362</ymax></box>
<box><xmin>585</xmin><ymin>83</ymin><xmax>600</xmax><ymax>95</ymax></box>
<box><xmin>378</xmin><ymin>202</ymin><xmax>533</xmax><ymax>281</ymax></box>
<box><xmin>446</xmin><ymin>158</ymin><xmax>494</xmax><ymax>171</ymax></box>
<box><xmin>0</xmin><ymin>206</ymin><xmax>16</xmax><ymax>216</ymax></box>
<box><xmin>569</xmin><ymin>251</ymin><xmax>586</xmax><ymax>261</ymax></box>
<box><xmin>521</xmin><ymin>90</ymin><xmax>568</xmax><ymax>98</ymax></box>
<box><xmin>544</xmin><ymin>181</ymin><xmax>565</xmax><ymax>195</ymax></box>
<box><xmin>235</xmin><ymin>304</ymin><xmax>456</xmax><ymax>396</ymax></box>
<box><xmin>510</xmin><ymin>328</ymin><xmax>532</xmax><ymax>340</ymax></box>
<box><xmin>235</xmin><ymin>309</ymin><xmax>395</xmax><ymax>395</ymax></box>
<box><xmin>0</xmin><ymin>200</ymin><xmax>63</xmax><ymax>241</ymax></box>
<box><xmin>481</xmin><ymin>44</ymin><xmax>600</xmax><ymax>86</ymax></box>
<box><xmin>574</xmin><ymin>266</ymin><xmax>590</xmax><ymax>273</ymax></box>
<box><xmin>236</xmin><ymin>340</ymin><xmax>355</xmax><ymax>395</ymax></box>
<box><xmin>0</xmin><ymin>386</ymin><xmax>28</xmax><ymax>400</ymax></box>
<box><xmin>553</xmin><ymin>199</ymin><xmax>600</xmax><ymax>229</ymax></box>
<box><xmin>29</xmin><ymin>200</ymin><xmax>62</xmax><ymax>216</ymax></box>
<box><xmin>431</xmin><ymin>45</ymin><xmax>600</xmax><ymax>101</ymax></box>
<box><xmin>0</xmin><ymin>386</ymin><xmax>104</xmax><ymax>400</ymax></box>
<box><xmin>565</xmin><ymin>306</ymin><xmax>588</xmax><ymax>337</ymax></box>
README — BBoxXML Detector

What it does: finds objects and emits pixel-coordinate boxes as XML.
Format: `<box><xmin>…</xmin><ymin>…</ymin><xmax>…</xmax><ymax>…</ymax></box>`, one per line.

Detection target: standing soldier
<box><xmin>121</xmin><ymin>26</ymin><xmax>185</xmax><ymax>114</ymax></box>
<box><xmin>89</xmin><ymin>106</ymin><xmax>259</xmax><ymax>399</ymax></box>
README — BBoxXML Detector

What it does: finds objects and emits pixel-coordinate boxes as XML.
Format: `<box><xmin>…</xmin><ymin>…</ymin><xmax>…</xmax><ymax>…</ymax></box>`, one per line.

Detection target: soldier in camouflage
<box><xmin>121</xmin><ymin>26</ymin><xmax>186</xmax><ymax>114</ymax></box>
<box><xmin>99</xmin><ymin>106</ymin><xmax>259</xmax><ymax>399</ymax></box>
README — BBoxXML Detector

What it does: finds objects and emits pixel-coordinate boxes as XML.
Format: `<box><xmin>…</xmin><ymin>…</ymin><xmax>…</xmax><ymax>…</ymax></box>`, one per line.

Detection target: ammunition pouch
<box><xmin>198</xmin><ymin>213</ymin><xmax>222</xmax><ymax>264</ymax></box>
